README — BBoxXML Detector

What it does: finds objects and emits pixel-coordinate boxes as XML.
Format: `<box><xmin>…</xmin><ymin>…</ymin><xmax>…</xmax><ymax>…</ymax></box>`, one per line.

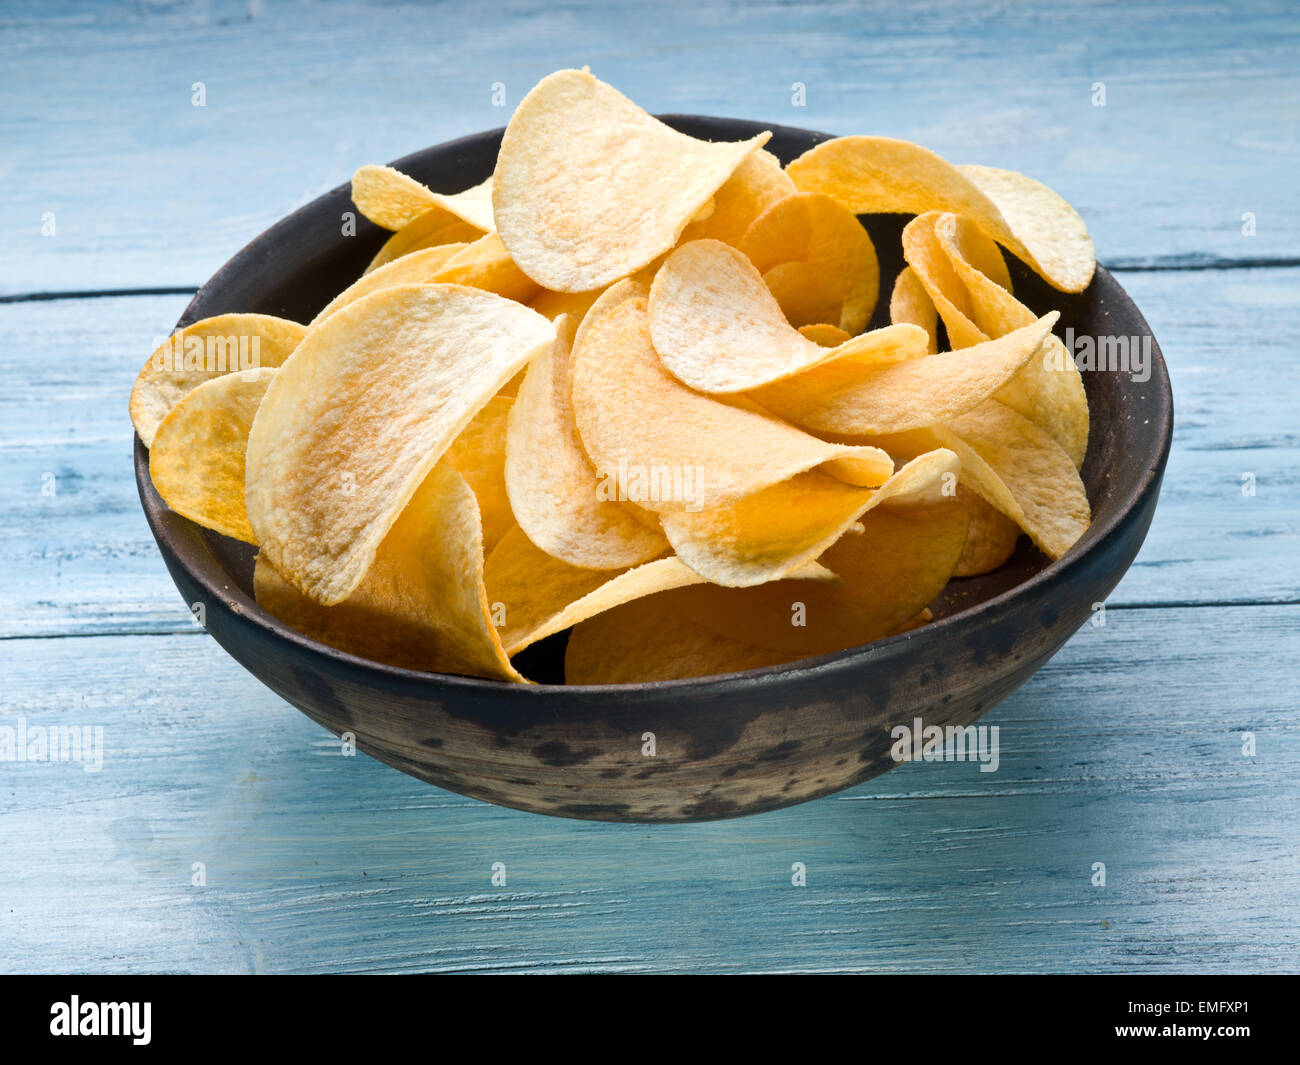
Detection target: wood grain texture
<box><xmin>0</xmin><ymin>607</ymin><xmax>1295</xmax><ymax>973</ymax></box>
<box><xmin>1</xmin><ymin>0</ymin><xmax>1297</xmax><ymax>294</ymax></box>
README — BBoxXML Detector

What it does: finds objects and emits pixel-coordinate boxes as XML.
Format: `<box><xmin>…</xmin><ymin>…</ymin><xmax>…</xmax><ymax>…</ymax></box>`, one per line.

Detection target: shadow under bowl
<box><xmin>135</xmin><ymin>116</ymin><xmax>1173</xmax><ymax>822</ymax></box>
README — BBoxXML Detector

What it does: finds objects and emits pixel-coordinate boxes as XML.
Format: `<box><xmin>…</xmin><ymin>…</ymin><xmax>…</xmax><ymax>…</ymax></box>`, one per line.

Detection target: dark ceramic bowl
<box><xmin>135</xmin><ymin>117</ymin><xmax>1172</xmax><ymax>822</ymax></box>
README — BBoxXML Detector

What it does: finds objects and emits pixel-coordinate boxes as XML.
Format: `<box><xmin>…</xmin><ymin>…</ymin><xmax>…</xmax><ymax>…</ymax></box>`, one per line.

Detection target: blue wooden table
<box><xmin>2</xmin><ymin>0</ymin><xmax>1296</xmax><ymax>973</ymax></box>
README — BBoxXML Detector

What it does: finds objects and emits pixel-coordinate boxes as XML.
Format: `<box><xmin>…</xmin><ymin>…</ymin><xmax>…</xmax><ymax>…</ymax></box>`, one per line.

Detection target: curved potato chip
<box><xmin>678</xmin><ymin>148</ymin><xmax>796</xmax><ymax>247</ymax></box>
<box><xmin>957</xmin><ymin>164</ymin><xmax>1095</xmax><ymax>294</ymax></box>
<box><xmin>571</xmin><ymin>297</ymin><xmax>893</xmax><ymax>514</ymax></box>
<box><xmin>798</xmin><ymin>323</ymin><xmax>852</xmax><ymax>347</ymax></box>
<box><xmin>570</xmin><ymin>275</ymin><xmax>650</xmax><ymax>353</ymax></box>
<box><xmin>935</xmin><ymin>212</ymin><xmax>1089</xmax><ymax>467</ymax></box>
<box><xmin>148</xmin><ymin>367</ymin><xmax>275</xmax><ymax>543</ymax></box>
<box><xmin>785</xmin><ymin>136</ymin><xmax>1095</xmax><ymax>292</ymax></box>
<box><xmin>900</xmin><ymin>212</ymin><xmax>990</xmax><ymax>349</ymax></box>
<box><xmin>677</xmin><ymin>497</ymin><xmax>968</xmax><ymax>653</ymax></box>
<box><xmin>566</xmin><ymin>594</ymin><xmax>803</xmax><ymax>685</ymax></box>
<box><xmin>245</xmin><ymin>283</ymin><xmax>555</xmax><ymax>604</ymax></box>
<box><xmin>365</xmin><ymin>213</ymin><xmax>482</xmax><ymax>275</ymax></box>
<box><xmin>130</xmin><ymin>313</ymin><xmax>305</xmax><ymax>447</ymax></box>
<box><xmin>889</xmin><ymin>266</ymin><xmax>939</xmax><ymax>354</ymax></box>
<box><xmin>739</xmin><ymin>191</ymin><xmax>879</xmax><ymax>333</ymax></box>
<box><xmin>483</xmin><ymin>524</ymin><xmax>768</xmax><ymax>655</ymax></box>
<box><xmin>953</xmin><ymin>482</ymin><xmax>1021</xmax><ymax>576</ymax></box>
<box><xmin>431</xmin><ymin>232</ymin><xmax>539</xmax><ymax>304</ymax></box>
<box><xmin>506</xmin><ymin>308</ymin><xmax>667</xmax><ymax>569</ymax></box>
<box><xmin>864</xmin><ymin>402</ymin><xmax>1089</xmax><ymax>560</ymax></box>
<box><xmin>351</xmin><ymin>166</ymin><xmax>495</xmax><ymax>232</ymax></box>
<box><xmin>492</xmin><ymin>69</ymin><xmax>770</xmax><ymax>291</ymax></box>
<box><xmin>660</xmin><ymin>450</ymin><xmax>961</xmax><ymax>587</ymax></box>
<box><xmin>444</xmin><ymin>393</ymin><xmax>516</xmax><ymax>555</ymax></box>
<box><xmin>254</xmin><ymin>465</ymin><xmax>522</xmax><ymax>681</ymax></box>
<box><xmin>750</xmin><ymin>313</ymin><xmax>1058</xmax><ymax>436</ymax></box>
<box><xmin>312</xmin><ymin>244</ymin><xmax>468</xmax><ymax>325</ymax></box>
<box><xmin>649</xmin><ymin>240</ymin><xmax>920</xmax><ymax>394</ymax></box>
<box><xmin>529</xmin><ymin>286</ymin><xmax>603</xmax><ymax>322</ymax></box>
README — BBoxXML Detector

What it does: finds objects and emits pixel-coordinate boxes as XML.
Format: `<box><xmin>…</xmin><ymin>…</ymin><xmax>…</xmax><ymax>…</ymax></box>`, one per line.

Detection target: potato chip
<box><xmin>254</xmin><ymin>465</ymin><xmax>522</xmax><ymax>681</ymax></box>
<box><xmin>865</xmin><ymin>401</ymin><xmax>1088</xmax><ymax>560</ymax></box>
<box><xmin>528</xmin><ymin>286</ymin><xmax>603</xmax><ymax>322</ymax></box>
<box><xmin>365</xmin><ymin>213</ymin><xmax>483</xmax><ymax>274</ymax></box>
<box><xmin>889</xmin><ymin>266</ymin><xmax>939</xmax><ymax>354</ymax></box>
<box><xmin>571</xmin><ymin>297</ymin><xmax>893</xmax><ymax>515</ymax></box>
<box><xmin>678</xmin><ymin>148</ymin><xmax>796</xmax><ymax>246</ymax></box>
<box><xmin>506</xmin><ymin>308</ymin><xmax>668</xmax><ymax>569</ymax></box>
<box><xmin>957</xmin><ymin>164</ymin><xmax>1095</xmax><ymax>295</ymax></box>
<box><xmin>492</xmin><ymin>69</ymin><xmax>770</xmax><ymax>291</ymax></box>
<box><xmin>245</xmin><ymin>283</ymin><xmax>555</xmax><ymax>604</ymax></box>
<box><xmin>899</xmin><ymin>212</ymin><xmax>990</xmax><ymax>349</ymax></box>
<box><xmin>443</xmin><ymin>393</ymin><xmax>516</xmax><ymax>555</ymax></box>
<box><xmin>430</xmin><ymin>232</ymin><xmax>539</xmax><ymax>304</ymax></box>
<box><xmin>798</xmin><ymin>323</ymin><xmax>852</xmax><ymax>347</ymax></box>
<box><xmin>934</xmin><ymin>212</ymin><xmax>1089</xmax><ymax>467</ymax></box>
<box><xmin>311</xmin><ymin>244</ymin><xmax>468</xmax><ymax>325</ymax></box>
<box><xmin>660</xmin><ymin>449</ymin><xmax>960</xmax><ymax>587</ymax></box>
<box><xmin>676</xmin><ymin>495</ymin><xmax>968</xmax><ymax>653</ymax></box>
<box><xmin>565</xmin><ymin>593</ymin><xmax>804</xmax><ymax>685</ymax></box>
<box><xmin>131</xmin><ymin>313</ymin><xmax>305</xmax><ymax>447</ymax></box>
<box><xmin>351</xmin><ymin>166</ymin><xmax>495</xmax><ymax>232</ymax></box>
<box><xmin>484</xmin><ymin>524</ymin><xmax>764</xmax><ymax>655</ymax></box>
<box><xmin>739</xmin><ymin>191</ymin><xmax>879</xmax><ymax>333</ymax></box>
<box><xmin>785</xmin><ymin>136</ymin><xmax>1094</xmax><ymax>292</ymax></box>
<box><xmin>749</xmin><ymin>313</ymin><xmax>1058</xmax><ymax>436</ymax></box>
<box><xmin>952</xmin><ymin>483</ymin><xmax>1021</xmax><ymax>577</ymax></box>
<box><xmin>648</xmin><ymin>239</ymin><xmax>923</xmax><ymax>394</ymax></box>
<box><xmin>148</xmin><ymin>367</ymin><xmax>275</xmax><ymax>543</ymax></box>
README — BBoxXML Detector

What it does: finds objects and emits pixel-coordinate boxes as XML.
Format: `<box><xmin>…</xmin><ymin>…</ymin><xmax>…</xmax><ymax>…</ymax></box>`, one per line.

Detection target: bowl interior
<box><xmin>155</xmin><ymin>116</ymin><xmax>1170</xmax><ymax>688</ymax></box>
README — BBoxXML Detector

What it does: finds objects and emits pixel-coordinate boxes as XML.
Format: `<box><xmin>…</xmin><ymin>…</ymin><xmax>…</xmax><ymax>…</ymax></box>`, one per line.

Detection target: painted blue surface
<box><xmin>0</xmin><ymin>0</ymin><xmax>1296</xmax><ymax>973</ymax></box>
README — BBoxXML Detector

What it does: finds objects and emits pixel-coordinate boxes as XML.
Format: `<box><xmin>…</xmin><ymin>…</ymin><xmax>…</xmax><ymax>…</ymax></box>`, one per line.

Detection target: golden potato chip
<box><xmin>900</xmin><ymin>212</ymin><xmax>990</xmax><ymax>349</ymax></box>
<box><xmin>648</xmin><ymin>239</ymin><xmax>923</xmax><ymax>394</ymax></box>
<box><xmin>570</xmin><ymin>275</ymin><xmax>650</xmax><ymax>352</ymax></box>
<box><xmin>365</xmin><ymin>213</ymin><xmax>482</xmax><ymax>274</ymax></box>
<box><xmin>444</xmin><ymin>393</ymin><xmax>516</xmax><ymax>555</ymax></box>
<box><xmin>889</xmin><ymin>266</ymin><xmax>939</xmax><ymax>354</ymax></box>
<box><xmin>957</xmin><ymin>164</ymin><xmax>1095</xmax><ymax>295</ymax></box>
<box><xmin>570</xmin><ymin>297</ymin><xmax>893</xmax><ymax>515</ymax></box>
<box><xmin>148</xmin><ymin>367</ymin><xmax>275</xmax><ymax>543</ymax></box>
<box><xmin>492</xmin><ymin>69</ymin><xmax>770</xmax><ymax>291</ymax></box>
<box><xmin>351</xmin><ymin>166</ymin><xmax>495</xmax><ymax>232</ymax></box>
<box><xmin>785</xmin><ymin>136</ymin><xmax>1095</xmax><ymax>292</ymax></box>
<box><xmin>254</xmin><ymin>465</ymin><xmax>522</xmax><ymax>681</ymax></box>
<box><xmin>749</xmin><ymin>313</ymin><xmax>1058</xmax><ymax>436</ymax></box>
<box><xmin>739</xmin><ymin>191</ymin><xmax>879</xmax><ymax>334</ymax></box>
<box><xmin>528</xmin><ymin>286</ymin><xmax>603</xmax><ymax>322</ymax></box>
<box><xmin>506</xmin><ymin>309</ymin><xmax>667</xmax><ymax>569</ymax></box>
<box><xmin>431</xmin><ymin>232</ymin><xmax>539</xmax><ymax>304</ymax></box>
<box><xmin>659</xmin><ymin>449</ymin><xmax>960</xmax><ymax>587</ymax></box>
<box><xmin>934</xmin><ymin>212</ymin><xmax>1088</xmax><ymax>467</ymax></box>
<box><xmin>866</xmin><ymin>401</ymin><xmax>1089</xmax><ymax>560</ymax></box>
<box><xmin>245</xmin><ymin>283</ymin><xmax>555</xmax><ymax>604</ymax></box>
<box><xmin>676</xmin><ymin>496</ymin><xmax>968</xmax><ymax>653</ymax></box>
<box><xmin>130</xmin><ymin>313</ymin><xmax>305</xmax><ymax>447</ymax></box>
<box><xmin>311</xmin><ymin>244</ymin><xmax>468</xmax><ymax>325</ymax></box>
<box><xmin>678</xmin><ymin>148</ymin><xmax>796</xmax><ymax>246</ymax></box>
<box><xmin>953</xmin><ymin>483</ymin><xmax>1021</xmax><ymax>576</ymax></box>
<box><xmin>565</xmin><ymin>594</ymin><xmax>804</xmax><ymax>684</ymax></box>
<box><xmin>798</xmin><ymin>323</ymin><xmax>852</xmax><ymax>347</ymax></box>
<box><xmin>483</xmin><ymin>524</ymin><xmax>773</xmax><ymax>655</ymax></box>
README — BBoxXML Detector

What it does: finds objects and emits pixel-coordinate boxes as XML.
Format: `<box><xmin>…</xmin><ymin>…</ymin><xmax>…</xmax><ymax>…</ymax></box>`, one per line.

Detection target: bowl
<box><xmin>135</xmin><ymin>116</ymin><xmax>1173</xmax><ymax>822</ymax></box>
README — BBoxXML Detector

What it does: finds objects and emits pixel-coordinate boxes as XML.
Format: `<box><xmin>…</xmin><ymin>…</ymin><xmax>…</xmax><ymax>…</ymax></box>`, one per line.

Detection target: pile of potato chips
<box><xmin>133</xmin><ymin>68</ymin><xmax>1093</xmax><ymax>685</ymax></box>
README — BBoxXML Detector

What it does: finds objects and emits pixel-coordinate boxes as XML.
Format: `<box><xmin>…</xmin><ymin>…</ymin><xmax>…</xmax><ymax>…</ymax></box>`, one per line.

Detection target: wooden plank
<box><xmin>1</xmin><ymin>264</ymin><xmax>1295</xmax><ymax>638</ymax></box>
<box><xmin>1</xmin><ymin>604</ymin><xmax>1295</xmax><ymax>973</ymax></box>
<box><xmin>2</xmin><ymin>0</ymin><xmax>1297</xmax><ymax>294</ymax></box>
